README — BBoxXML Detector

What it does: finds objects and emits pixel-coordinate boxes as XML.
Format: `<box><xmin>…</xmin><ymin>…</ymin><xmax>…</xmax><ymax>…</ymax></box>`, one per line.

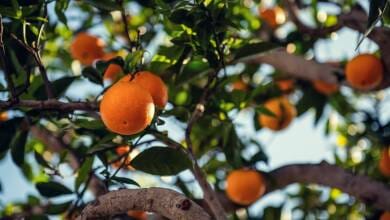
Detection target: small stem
<box><xmin>117</xmin><ymin>0</ymin><xmax>134</xmax><ymax>48</ymax></box>
<box><xmin>10</xmin><ymin>33</ymin><xmax>54</xmax><ymax>99</ymax></box>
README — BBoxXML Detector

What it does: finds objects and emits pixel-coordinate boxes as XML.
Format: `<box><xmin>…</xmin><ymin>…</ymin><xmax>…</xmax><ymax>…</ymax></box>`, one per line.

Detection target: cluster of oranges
<box><xmin>70</xmin><ymin>32</ymin><xmax>123</xmax><ymax>81</ymax></box>
<box><xmin>70</xmin><ymin>33</ymin><xmax>168</xmax><ymax>136</ymax></box>
<box><xmin>100</xmin><ymin>71</ymin><xmax>168</xmax><ymax>135</ymax></box>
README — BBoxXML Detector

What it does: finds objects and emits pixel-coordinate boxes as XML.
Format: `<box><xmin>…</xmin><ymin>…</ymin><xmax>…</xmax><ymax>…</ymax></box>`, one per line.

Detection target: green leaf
<box><xmin>34</xmin><ymin>76</ymin><xmax>77</xmax><ymax>100</ymax></box>
<box><xmin>45</xmin><ymin>201</ymin><xmax>72</xmax><ymax>215</ymax></box>
<box><xmin>36</xmin><ymin>181</ymin><xmax>73</xmax><ymax>198</ymax></box>
<box><xmin>10</xmin><ymin>130</ymin><xmax>28</xmax><ymax>167</ymax></box>
<box><xmin>0</xmin><ymin>117</ymin><xmax>23</xmax><ymax>154</ymax></box>
<box><xmin>55</xmin><ymin>0</ymin><xmax>69</xmax><ymax>26</ymax></box>
<box><xmin>75</xmin><ymin>118</ymin><xmax>104</xmax><ymax>130</ymax></box>
<box><xmin>131</xmin><ymin>147</ymin><xmax>192</xmax><ymax>176</ymax></box>
<box><xmin>75</xmin><ymin>157</ymin><xmax>94</xmax><ymax>191</ymax></box>
<box><xmin>256</xmin><ymin>106</ymin><xmax>276</xmax><ymax>117</ymax></box>
<box><xmin>82</xmin><ymin>66</ymin><xmax>103</xmax><ymax>85</ymax></box>
<box><xmin>262</xmin><ymin>206</ymin><xmax>283</xmax><ymax>220</ymax></box>
<box><xmin>83</xmin><ymin>0</ymin><xmax>121</xmax><ymax>11</ymax></box>
<box><xmin>111</xmin><ymin>176</ymin><xmax>140</xmax><ymax>187</ymax></box>
<box><xmin>34</xmin><ymin>151</ymin><xmax>52</xmax><ymax>169</ymax></box>
<box><xmin>222</xmin><ymin>123</ymin><xmax>243</xmax><ymax>168</ymax></box>
<box><xmin>235</xmin><ymin>42</ymin><xmax>279</xmax><ymax>60</ymax></box>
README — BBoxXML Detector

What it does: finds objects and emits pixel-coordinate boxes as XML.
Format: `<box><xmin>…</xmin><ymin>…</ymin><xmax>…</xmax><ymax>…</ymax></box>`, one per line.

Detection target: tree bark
<box><xmin>77</xmin><ymin>187</ymin><xmax>211</xmax><ymax>220</ymax></box>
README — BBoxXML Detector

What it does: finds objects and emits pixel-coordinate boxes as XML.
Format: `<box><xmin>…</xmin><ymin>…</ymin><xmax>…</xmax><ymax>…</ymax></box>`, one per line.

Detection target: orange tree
<box><xmin>0</xmin><ymin>0</ymin><xmax>390</xmax><ymax>219</ymax></box>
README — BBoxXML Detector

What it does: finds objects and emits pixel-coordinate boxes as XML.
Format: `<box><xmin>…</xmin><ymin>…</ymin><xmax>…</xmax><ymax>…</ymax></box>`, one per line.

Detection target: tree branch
<box><xmin>0</xmin><ymin>100</ymin><xmax>98</xmax><ymax>111</ymax></box>
<box><xmin>77</xmin><ymin>187</ymin><xmax>211</xmax><ymax>220</ymax></box>
<box><xmin>218</xmin><ymin>162</ymin><xmax>390</xmax><ymax>211</ymax></box>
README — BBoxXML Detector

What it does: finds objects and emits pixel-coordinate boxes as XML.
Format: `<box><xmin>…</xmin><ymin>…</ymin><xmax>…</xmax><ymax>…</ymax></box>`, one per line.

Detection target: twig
<box><xmin>0</xmin><ymin>99</ymin><xmax>98</xmax><ymax>111</ymax></box>
<box><xmin>116</xmin><ymin>0</ymin><xmax>134</xmax><ymax>48</ymax></box>
<box><xmin>10</xmin><ymin>33</ymin><xmax>54</xmax><ymax>99</ymax></box>
<box><xmin>0</xmin><ymin>15</ymin><xmax>18</xmax><ymax>101</ymax></box>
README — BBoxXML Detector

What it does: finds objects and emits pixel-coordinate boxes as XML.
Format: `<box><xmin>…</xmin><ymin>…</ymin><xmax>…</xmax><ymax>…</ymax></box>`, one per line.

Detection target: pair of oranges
<box><xmin>70</xmin><ymin>32</ymin><xmax>123</xmax><ymax>81</ymax></box>
<box><xmin>100</xmin><ymin>71</ymin><xmax>168</xmax><ymax>135</ymax></box>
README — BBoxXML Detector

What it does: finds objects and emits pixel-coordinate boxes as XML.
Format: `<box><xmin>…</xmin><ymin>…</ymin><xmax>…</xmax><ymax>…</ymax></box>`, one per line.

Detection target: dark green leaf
<box><xmin>83</xmin><ymin>0</ymin><xmax>121</xmax><ymax>11</ymax></box>
<box><xmin>45</xmin><ymin>201</ymin><xmax>72</xmax><ymax>215</ymax></box>
<box><xmin>131</xmin><ymin>147</ymin><xmax>191</xmax><ymax>176</ymax></box>
<box><xmin>111</xmin><ymin>176</ymin><xmax>140</xmax><ymax>187</ymax></box>
<box><xmin>82</xmin><ymin>66</ymin><xmax>103</xmax><ymax>85</ymax></box>
<box><xmin>75</xmin><ymin>157</ymin><xmax>94</xmax><ymax>191</ymax></box>
<box><xmin>256</xmin><ymin>106</ymin><xmax>276</xmax><ymax>117</ymax></box>
<box><xmin>34</xmin><ymin>150</ymin><xmax>52</xmax><ymax>169</ymax></box>
<box><xmin>0</xmin><ymin>117</ymin><xmax>23</xmax><ymax>154</ymax></box>
<box><xmin>34</xmin><ymin>76</ymin><xmax>77</xmax><ymax>100</ymax></box>
<box><xmin>55</xmin><ymin>0</ymin><xmax>69</xmax><ymax>26</ymax></box>
<box><xmin>75</xmin><ymin>119</ymin><xmax>104</xmax><ymax>130</ymax></box>
<box><xmin>10</xmin><ymin>130</ymin><xmax>28</xmax><ymax>167</ymax></box>
<box><xmin>36</xmin><ymin>181</ymin><xmax>73</xmax><ymax>198</ymax></box>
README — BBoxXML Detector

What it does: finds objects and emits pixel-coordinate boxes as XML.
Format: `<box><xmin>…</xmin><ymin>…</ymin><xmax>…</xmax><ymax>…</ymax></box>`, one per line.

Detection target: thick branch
<box><xmin>242</xmin><ymin>48</ymin><xmax>340</xmax><ymax>84</ymax></box>
<box><xmin>0</xmin><ymin>100</ymin><xmax>98</xmax><ymax>111</ymax></box>
<box><xmin>218</xmin><ymin>162</ymin><xmax>390</xmax><ymax>211</ymax></box>
<box><xmin>77</xmin><ymin>187</ymin><xmax>211</xmax><ymax>220</ymax></box>
<box><xmin>267</xmin><ymin>162</ymin><xmax>390</xmax><ymax>210</ymax></box>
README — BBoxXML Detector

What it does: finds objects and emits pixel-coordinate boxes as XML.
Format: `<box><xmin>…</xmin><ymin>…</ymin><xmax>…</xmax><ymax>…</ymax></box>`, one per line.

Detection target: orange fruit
<box><xmin>120</xmin><ymin>71</ymin><xmax>168</xmax><ymax>109</ymax></box>
<box><xmin>116</xmin><ymin>145</ymin><xmax>130</xmax><ymax>156</ymax></box>
<box><xmin>312</xmin><ymin>80</ymin><xmax>339</xmax><ymax>95</ymax></box>
<box><xmin>226</xmin><ymin>169</ymin><xmax>266</xmax><ymax>205</ymax></box>
<box><xmin>276</xmin><ymin>79</ymin><xmax>294</xmax><ymax>93</ymax></box>
<box><xmin>259</xmin><ymin>6</ymin><xmax>286</xmax><ymax>29</ymax></box>
<box><xmin>345</xmin><ymin>54</ymin><xmax>383</xmax><ymax>90</ymax></box>
<box><xmin>381</xmin><ymin>212</ymin><xmax>390</xmax><ymax>220</ymax></box>
<box><xmin>127</xmin><ymin>210</ymin><xmax>147</xmax><ymax>220</ymax></box>
<box><xmin>258</xmin><ymin>97</ymin><xmax>296</xmax><ymax>131</ymax></box>
<box><xmin>100</xmin><ymin>81</ymin><xmax>155</xmax><ymax>135</ymax></box>
<box><xmin>232</xmin><ymin>79</ymin><xmax>248</xmax><ymax>91</ymax></box>
<box><xmin>379</xmin><ymin>148</ymin><xmax>390</xmax><ymax>177</ymax></box>
<box><xmin>102</xmin><ymin>53</ymin><xmax>122</xmax><ymax>81</ymax></box>
<box><xmin>0</xmin><ymin>112</ymin><xmax>8</xmax><ymax>121</ymax></box>
<box><xmin>70</xmin><ymin>33</ymin><xmax>105</xmax><ymax>65</ymax></box>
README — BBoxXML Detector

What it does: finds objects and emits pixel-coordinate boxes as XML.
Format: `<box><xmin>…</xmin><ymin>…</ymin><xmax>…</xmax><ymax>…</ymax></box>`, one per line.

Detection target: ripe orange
<box><xmin>379</xmin><ymin>148</ymin><xmax>390</xmax><ymax>177</ymax></box>
<box><xmin>70</xmin><ymin>33</ymin><xmax>105</xmax><ymax>65</ymax></box>
<box><xmin>0</xmin><ymin>112</ymin><xmax>8</xmax><ymax>121</ymax></box>
<box><xmin>100</xmin><ymin>81</ymin><xmax>155</xmax><ymax>135</ymax></box>
<box><xmin>259</xmin><ymin>6</ymin><xmax>286</xmax><ymax>29</ymax></box>
<box><xmin>226</xmin><ymin>169</ymin><xmax>266</xmax><ymax>205</ymax></box>
<box><xmin>120</xmin><ymin>71</ymin><xmax>168</xmax><ymax>108</ymax></box>
<box><xmin>381</xmin><ymin>212</ymin><xmax>390</xmax><ymax>220</ymax></box>
<box><xmin>127</xmin><ymin>210</ymin><xmax>147</xmax><ymax>220</ymax></box>
<box><xmin>102</xmin><ymin>53</ymin><xmax>122</xmax><ymax>81</ymax></box>
<box><xmin>276</xmin><ymin>79</ymin><xmax>294</xmax><ymax>93</ymax></box>
<box><xmin>116</xmin><ymin>145</ymin><xmax>130</xmax><ymax>156</ymax></box>
<box><xmin>312</xmin><ymin>80</ymin><xmax>339</xmax><ymax>95</ymax></box>
<box><xmin>258</xmin><ymin>97</ymin><xmax>296</xmax><ymax>131</ymax></box>
<box><xmin>232</xmin><ymin>79</ymin><xmax>248</xmax><ymax>91</ymax></box>
<box><xmin>345</xmin><ymin>54</ymin><xmax>383</xmax><ymax>90</ymax></box>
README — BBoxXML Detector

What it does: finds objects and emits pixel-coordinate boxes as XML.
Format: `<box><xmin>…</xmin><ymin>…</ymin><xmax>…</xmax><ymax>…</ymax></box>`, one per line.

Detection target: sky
<box><xmin>0</xmin><ymin>0</ymin><xmax>383</xmax><ymax>219</ymax></box>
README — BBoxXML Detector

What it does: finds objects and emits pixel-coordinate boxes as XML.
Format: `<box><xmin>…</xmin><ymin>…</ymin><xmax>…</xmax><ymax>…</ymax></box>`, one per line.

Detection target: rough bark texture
<box><xmin>77</xmin><ymin>188</ymin><xmax>211</xmax><ymax>220</ymax></box>
<box><xmin>266</xmin><ymin>162</ymin><xmax>390</xmax><ymax>210</ymax></box>
<box><xmin>242</xmin><ymin>49</ymin><xmax>340</xmax><ymax>84</ymax></box>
